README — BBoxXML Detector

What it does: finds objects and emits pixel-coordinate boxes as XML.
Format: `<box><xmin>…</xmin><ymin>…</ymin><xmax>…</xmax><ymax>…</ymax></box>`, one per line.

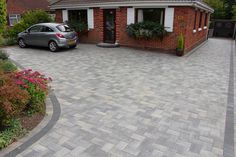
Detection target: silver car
<box><xmin>18</xmin><ymin>23</ymin><xmax>78</xmax><ymax>52</ymax></box>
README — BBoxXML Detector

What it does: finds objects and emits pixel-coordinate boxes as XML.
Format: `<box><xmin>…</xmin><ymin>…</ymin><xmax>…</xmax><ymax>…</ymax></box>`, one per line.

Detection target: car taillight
<box><xmin>56</xmin><ymin>33</ymin><xmax>65</xmax><ymax>38</ymax></box>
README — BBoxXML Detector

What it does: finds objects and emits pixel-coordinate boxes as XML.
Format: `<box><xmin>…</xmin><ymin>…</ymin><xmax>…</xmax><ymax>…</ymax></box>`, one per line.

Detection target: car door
<box><xmin>40</xmin><ymin>26</ymin><xmax>55</xmax><ymax>47</ymax></box>
<box><xmin>26</xmin><ymin>25</ymin><xmax>43</xmax><ymax>46</ymax></box>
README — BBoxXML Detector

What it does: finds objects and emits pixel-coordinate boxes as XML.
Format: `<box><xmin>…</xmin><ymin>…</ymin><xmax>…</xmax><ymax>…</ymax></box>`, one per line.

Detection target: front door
<box><xmin>104</xmin><ymin>9</ymin><xmax>116</xmax><ymax>43</ymax></box>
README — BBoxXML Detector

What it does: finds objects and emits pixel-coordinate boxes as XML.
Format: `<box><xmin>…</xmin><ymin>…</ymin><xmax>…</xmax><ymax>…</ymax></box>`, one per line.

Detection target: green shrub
<box><xmin>0</xmin><ymin>60</ymin><xmax>17</xmax><ymax>73</ymax></box>
<box><xmin>0</xmin><ymin>50</ymin><xmax>8</xmax><ymax>60</ymax></box>
<box><xmin>0</xmin><ymin>73</ymin><xmax>30</xmax><ymax>127</ymax></box>
<box><xmin>0</xmin><ymin>0</ymin><xmax>7</xmax><ymax>34</ymax></box>
<box><xmin>0</xmin><ymin>119</ymin><xmax>25</xmax><ymax>150</ymax></box>
<box><xmin>15</xmin><ymin>69</ymin><xmax>51</xmax><ymax>114</ymax></box>
<box><xmin>127</xmin><ymin>21</ymin><xmax>167</xmax><ymax>40</ymax></box>
<box><xmin>68</xmin><ymin>21</ymin><xmax>87</xmax><ymax>33</ymax></box>
<box><xmin>6</xmin><ymin>10</ymin><xmax>52</xmax><ymax>39</ymax></box>
<box><xmin>0</xmin><ymin>34</ymin><xmax>4</xmax><ymax>46</ymax></box>
<box><xmin>177</xmin><ymin>34</ymin><xmax>184</xmax><ymax>50</ymax></box>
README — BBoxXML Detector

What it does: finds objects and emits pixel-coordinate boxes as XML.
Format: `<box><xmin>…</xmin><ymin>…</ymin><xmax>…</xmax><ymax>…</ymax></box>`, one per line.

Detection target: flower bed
<box><xmin>0</xmin><ymin>50</ymin><xmax>52</xmax><ymax>150</ymax></box>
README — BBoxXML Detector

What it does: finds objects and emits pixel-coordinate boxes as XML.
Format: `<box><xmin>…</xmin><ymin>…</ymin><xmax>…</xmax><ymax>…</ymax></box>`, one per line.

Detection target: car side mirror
<box><xmin>25</xmin><ymin>30</ymin><xmax>29</xmax><ymax>33</ymax></box>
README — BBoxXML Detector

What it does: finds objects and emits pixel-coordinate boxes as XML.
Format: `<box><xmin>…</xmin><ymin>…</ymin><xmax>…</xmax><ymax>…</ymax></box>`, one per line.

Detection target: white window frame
<box><xmin>9</xmin><ymin>14</ymin><xmax>21</xmax><ymax>26</ymax></box>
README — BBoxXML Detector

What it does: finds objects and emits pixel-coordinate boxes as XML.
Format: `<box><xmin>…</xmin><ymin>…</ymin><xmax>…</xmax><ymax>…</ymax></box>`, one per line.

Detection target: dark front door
<box><xmin>104</xmin><ymin>9</ymin><xmax>116</xmax><ymax>43</ymax></box>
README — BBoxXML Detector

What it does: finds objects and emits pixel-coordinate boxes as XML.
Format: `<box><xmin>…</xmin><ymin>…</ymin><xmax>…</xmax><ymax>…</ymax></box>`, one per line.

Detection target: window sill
<box><xmin>198</xmin><ymin>28</ymin><xmax>202</xmax><ymax>31</ymax></box>
<box><xmin>203</xmin><ymin>26</ymin><xmax>207</xmax><ymax>30</ymax></box>
<box><xmin>193</xmin><ymin>29</ymin><xmax>197</xmax><ymax>33</ymax></box>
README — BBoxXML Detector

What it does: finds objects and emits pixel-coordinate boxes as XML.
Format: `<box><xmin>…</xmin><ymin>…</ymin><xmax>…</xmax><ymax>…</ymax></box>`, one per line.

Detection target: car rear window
<box><xmin>56</xmin><ymin>25</ymin><xmax>72</xmax><ymax>32</ymax></box>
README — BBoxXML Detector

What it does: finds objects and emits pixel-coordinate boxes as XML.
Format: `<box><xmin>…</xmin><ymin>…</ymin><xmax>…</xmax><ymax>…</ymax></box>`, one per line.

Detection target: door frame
<box><xmin>103</xmin><ymin>9</ymin><xmax>116</xmax><ymax>43</ymax></box>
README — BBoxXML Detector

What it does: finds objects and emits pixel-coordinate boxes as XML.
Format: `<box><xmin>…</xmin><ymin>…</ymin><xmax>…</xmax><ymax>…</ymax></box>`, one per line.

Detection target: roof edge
<box><xmin>50</xmin><ymin>0</ymin><xmax>214</xmax><ymax>13</ymax></box>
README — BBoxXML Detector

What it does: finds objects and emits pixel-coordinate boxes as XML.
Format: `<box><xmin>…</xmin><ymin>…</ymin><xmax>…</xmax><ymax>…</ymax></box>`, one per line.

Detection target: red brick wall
<box><xmin>184</xmin><ymin>8</ymin><xmax>209</xmax><ymax>52</ymax></box>
<box><xmin>55</xmin><ymin>6</ymin><xmax>209</xmax><ymax>53</ymax></box>
<box><xmin>79</xmin><ymin>8</ymin><xmax>104</xmax><ymax>43</ymax></box>
<box><xmin>55</xmin><ymin>9</ymin><xmax>62</xmax><ymax>23</ymax></box>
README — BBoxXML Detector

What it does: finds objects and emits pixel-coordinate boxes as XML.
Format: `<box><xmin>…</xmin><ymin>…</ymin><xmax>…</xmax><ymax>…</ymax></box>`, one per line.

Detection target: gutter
<box><xmin>50</xmin><ymin>0</ymin><xmax>214</xmax><ymax>13</ymax></box>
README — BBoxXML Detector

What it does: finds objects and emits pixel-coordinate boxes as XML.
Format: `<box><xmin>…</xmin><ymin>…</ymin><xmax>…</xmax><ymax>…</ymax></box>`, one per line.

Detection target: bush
<box><xmin>127</xmin><ymin>21</ymin><xmax>168</xmax><ymax>40</ymax></box>
<box><xmin>0</xmin><ymin>119</ymin><xmax>24</xmax><ymax>150</ymax></box>
<box><xmin>15</xmin><ymin>69</ymin><xmax>52</xmax><ymax>113</ymax></box>
<box><xmin>6</xmin><ymin>10</ymin><xmax>52</xmax><ymax>39</ymax></box>
<box><xmin>0</xmin><ymin>73</ymin><xmax>30</xmax><ymax>127</ymax></box>
<box><xmin>67</xmin><ymin>21</ymin><xmax>87</xmax><ymax>33</ymax></box>
<box><xmin>0</xmin><ymin>50</ymin><xmax>8</xmax><ymax>60</ymax></box>
<box><xmin>0</xmin><ymin>0</ymin><xmax>7</xmax><ymax>34</ymax></box>
<box><xmin>177</xmin><ymin>34</ymin><xmax>184</xmax><ymax>50</ymax></box>
<box><xmin>0</xmin><ymin>60</ymin><xmax>17</xmax><ymax>73</ymax></box>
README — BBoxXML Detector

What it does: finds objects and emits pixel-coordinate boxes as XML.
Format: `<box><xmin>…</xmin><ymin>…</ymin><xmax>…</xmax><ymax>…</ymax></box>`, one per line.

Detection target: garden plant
<box><xmin>0</xmin><ymin>50</ymin><xmax>52</xmax><ymax>150</ymax></box>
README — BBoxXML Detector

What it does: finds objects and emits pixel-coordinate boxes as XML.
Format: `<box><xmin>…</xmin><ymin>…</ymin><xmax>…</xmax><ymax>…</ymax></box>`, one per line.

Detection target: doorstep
<box><xmin>97</xmin><ymin>42</ymin><xmax>120</xmax><ymax>48</ymax></box>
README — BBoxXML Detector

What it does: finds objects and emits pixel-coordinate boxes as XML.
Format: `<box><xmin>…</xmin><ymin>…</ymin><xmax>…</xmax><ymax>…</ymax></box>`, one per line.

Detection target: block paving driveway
<box><xmin>3</xmin><ymin>38</ymin><xmax>235</xmax><ymax>157</ymax></box>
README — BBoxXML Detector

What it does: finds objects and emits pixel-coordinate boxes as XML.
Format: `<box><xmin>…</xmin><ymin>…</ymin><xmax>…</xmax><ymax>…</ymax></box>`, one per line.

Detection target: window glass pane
<box><xmin>68</xmin><ymin>10</ymin><xmax>87</xmax><ymax>24</ymax></box>
<box><xmin>194</xmin><ymin>11</ymin><xmax>197</xmax><ymax>29</ymax></box>
<box><xmin>56</xmin><ymin>25</ymin><xmax>72</xmax><ymax>32</ymax></box>
<box><xmin>9</xmin><ymin>14</ymin><xmax>21</xmax><ymax>26</ymax></box>
<box><xmin>199</xmin><ymin>12</ymin><xmax>203</xmax><ymax>28</ymax></box>
<box><xmin>141</xmin><ymin>8</ymin><xmax>164</xmax><ymax>23</ymax></box>
<box><xmin>9</xmin><ymin>18</ymin><xmax>17</xmax><ymax>26</ymax></box>
<box><xmin>42</xmin><ymin>26</ymin><xmax>54</xmax><ymax>32</ymax></box>
<box><xmin>29</xmin><ymin>26</ymin><xmax>42</xmax><ymax>32</ymax></box>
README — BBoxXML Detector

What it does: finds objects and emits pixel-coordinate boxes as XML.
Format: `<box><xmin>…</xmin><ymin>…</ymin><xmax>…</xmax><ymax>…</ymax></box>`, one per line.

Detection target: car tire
<box><xmin>18</xmin><ymin>38</ymin><xmax>27</xmax><ymax>48</ymax></box>
<box><xmin>49</xmin><ymin>41</ymin><xmax>59</xmax><ymax>52</ymax></box>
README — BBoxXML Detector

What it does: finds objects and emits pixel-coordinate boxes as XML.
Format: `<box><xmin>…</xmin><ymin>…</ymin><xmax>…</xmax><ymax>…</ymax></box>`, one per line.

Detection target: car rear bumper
<box><xmin>57</xmin><ymin>38</ymin><xmax>78</xmax><ymax>48</ymax></box>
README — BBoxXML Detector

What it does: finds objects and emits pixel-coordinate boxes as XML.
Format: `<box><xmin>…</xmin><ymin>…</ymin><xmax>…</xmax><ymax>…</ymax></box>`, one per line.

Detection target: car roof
<box><xmin>34</xmin><ymin>23</ymin><xmax>64</xmax><ymax>27</ymax></box>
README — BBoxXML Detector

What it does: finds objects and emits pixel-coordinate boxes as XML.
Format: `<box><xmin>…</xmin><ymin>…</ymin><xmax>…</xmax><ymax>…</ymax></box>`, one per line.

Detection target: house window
<box><xmin>135</xmin><ymin>8</ymin><xmax>165</xmax><ymax>24</ymax></box>
<box><xmin>199</xmin><ymin>12</ymin><xmax>203</xmax><ymax>28</ymax></box>
<box><xmin>9</xmin><ymin>14</ymin><xmax>21</xmax><ymax>26</ymax></box>
<box><xmin>68</xmin><ymin>10</ymin><xmax>87</xmax><ymax>24</ymax></box>
<box><xmin>204</xmin><ymin>13</ymin><xmax>208</xmax><ymax>26</ymax></box>
<box><xmin>193</xmin><ymin>10</ymin><xmax>197</xmax><ymax>30</ymax></box>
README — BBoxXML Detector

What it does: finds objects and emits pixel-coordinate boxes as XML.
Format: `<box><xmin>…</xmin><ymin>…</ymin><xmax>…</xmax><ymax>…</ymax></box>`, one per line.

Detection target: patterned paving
<box><xmin>2</xmin><ymin>38</ymin><xmax>234</xmax><ymax>157</ymax></box>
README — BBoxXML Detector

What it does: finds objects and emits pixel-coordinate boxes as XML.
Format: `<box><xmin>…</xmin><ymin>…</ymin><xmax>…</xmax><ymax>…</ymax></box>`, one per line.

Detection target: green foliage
<box><xmin>204</xmin><ymin>0</ymin><xmax>225</xmax><ymax>19</ymax></box>
<box><xmin>127</xmin><ymin>21</ymin><xmax>167</xmax><ymax>40</ymax></box>
<box><xmin>26</xmin><ymin>82</ymin><xmax>46</xmax><ymax>114</ymax></box>
<box><xmin>6</xmin><ymin>10</ymin><xmax>52</xmax><ymax>39</ymax></box>
<box><xmin>204</xmin><ymin>0</ymin><xmax>236</xmax><ymax>19</ymax></box>
<box><xmin>68</xmin><ymin>21</ymin><xmax>87</xmax><ymax>33</ymax></box>
<box><xmin>0</xmin><ymin>35</ymin><xmax>17</xmax><ymax>47</ymax></box>
<box><xmin>0</xmin><ymin>60</ymin><xmax>17</xmax><ymax>73</ymax></box>
<box><xmin>0</xmin><ymin>119</ymin><xmax>25</xmax><ymax>150</ymax></box>
<box><xmin>177</xmin><ymin>34</ymin><xmax>184</xmax><ymax>50</ymax></box>
<box><xmin>15</xmin><ymin>70</ymin><xmax>51</xmax><ymax>114</ymax></box>
<box><xmin>0</xmin><ymin>73</ymin><xmax>29</xmax><ymax>127</ymax></box>
<box><xmin>0</xmin><ymin>0</ymin><xmax>7</xmax><ymax>34</ymax></box>
<box><xmin>233</xmin><ymin>5</ymin><xmax>236</xmax><ymax>19</ymax></box>
<box><xmin>0</xmin><ymin>50</ymin><xmax>9</xmax><ymax>60</ymax></box>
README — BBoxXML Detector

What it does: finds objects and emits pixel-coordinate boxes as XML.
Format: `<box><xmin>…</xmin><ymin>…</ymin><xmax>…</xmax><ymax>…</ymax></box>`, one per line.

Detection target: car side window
<box><xmin>29</xmin><ymin>26</ymin><xmax>43</xmax><ymax>33</ymax></box>
<box><xmin>42</xmin><ymin>26</ymin><xmax>54</xmax><ymax>32</ymax></box>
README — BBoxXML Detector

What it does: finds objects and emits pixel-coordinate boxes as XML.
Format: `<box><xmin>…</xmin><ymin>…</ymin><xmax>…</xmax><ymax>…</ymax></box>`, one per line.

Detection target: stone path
<box><xmin>2</xmin><ymin>38</ymin><xmax>234</xmax><ymax>157</ymax></box>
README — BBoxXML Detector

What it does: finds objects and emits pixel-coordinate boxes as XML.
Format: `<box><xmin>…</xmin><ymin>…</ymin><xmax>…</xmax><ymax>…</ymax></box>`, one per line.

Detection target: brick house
<box><xmin>6</xmin><ymin>0</ymin><xmax>50</xmax><ymax>26</ymax></box>
<box><xmin>50</xmin><ymin>0</ymin><xmax>213</xmax><ymax>53</ymax></box>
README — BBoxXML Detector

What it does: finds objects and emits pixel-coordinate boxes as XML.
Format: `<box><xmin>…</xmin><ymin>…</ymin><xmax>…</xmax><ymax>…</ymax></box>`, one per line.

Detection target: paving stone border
<box><xmin>223</xmin><ymin>41</ymin><xmax>235</xmax><ymax>157</ymax></box>
<box><xmin>0</xmin><ymin>59</ymin><xmax>61</xmax><ymax>157</ymax></box>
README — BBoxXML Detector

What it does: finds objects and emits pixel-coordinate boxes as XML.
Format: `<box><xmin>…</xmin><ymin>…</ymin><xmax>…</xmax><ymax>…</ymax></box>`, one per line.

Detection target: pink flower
<box><xmin>23</xmin><ymin>85</ymin><xmax>29</xmax><ymax>89</ymax></box>
<box><xmin>15</xmin><ymin>80</ymin><xmax>25</xmax><ymax>85</ymax></box>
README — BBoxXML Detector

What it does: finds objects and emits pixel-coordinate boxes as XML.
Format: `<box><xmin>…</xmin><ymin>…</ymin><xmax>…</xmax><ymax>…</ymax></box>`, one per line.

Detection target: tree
<box><xmin>0</xmin><ymin>0</ymin><xmax>7</xmax><ymax>34</ymax></box>
<box><xmin>224</xmin><ymin>0</ymin><xmax>235</xmax><ymax>19</ymax></box>
<box><xmin>204</xmin><ymin>0</ymin><xmax>225</xmax><ymax>19</ymax></box>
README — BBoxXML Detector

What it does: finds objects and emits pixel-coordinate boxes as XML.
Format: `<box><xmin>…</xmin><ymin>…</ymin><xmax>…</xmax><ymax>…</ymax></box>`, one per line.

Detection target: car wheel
<box><xmin>18</xmin><ymin>38</ymin><xmax>27</xmax><ymax>48</ymax></box>
<box><xmin>49</xmin><ymin>41</ymin><xmax>59</xmax><ymax>52</ymax></box>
